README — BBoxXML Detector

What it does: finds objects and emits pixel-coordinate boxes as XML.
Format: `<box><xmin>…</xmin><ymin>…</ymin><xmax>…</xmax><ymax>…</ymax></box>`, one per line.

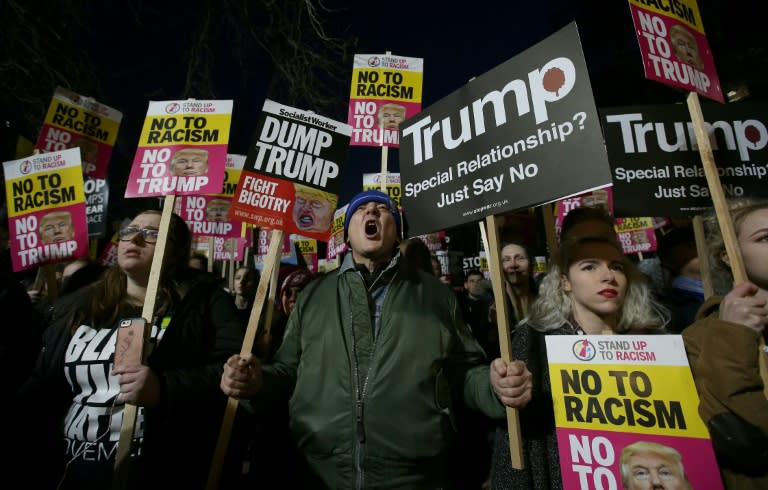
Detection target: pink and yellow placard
<box><xmin>325</xmin><ymin>204</ymin><xmax>349</xmax><ymax>260</ymax></box>
<box><xmin>546</xmin><ymin>335</ymin><xmax>722</xmax><ymax>489</ymax></box>
<box><xmin>348</xmin><ymin>54</ymin><xmax>423</xmax><ymax>148</ymax></box>
<box><xmin>175</xmin><ymin>195</ymin><xmax>241</xmax><ymax>240</ymax></box>
<box><xmin>125</xmin><ymin>99</ymin><xmax>232</xmax><ymax>197</ymax></box>
<box><xmin>628</xmin><ymin>0</ymin><xmax>723</xmax><ymax>102</ymax></box>
<box><xmin>3</xmin><ymin>148</ymin><xmax>88</xmax><ymax>271</ymax></box>
<box><xmin>35</xmin><ymin>87</ymin><xmax>123</xmax><ymax>179</ymax></box>
<box><xmin>175</xmin><ymin>153</ymin><xmax>247</xmax><ymax>240</ymax></box>
<box><xmin>362</xmin><ymin>172</ymin><xmax>402</xmax><ymax>208</ymax></box>
<box><xmin>615</xmin><ymin>217</ymin><xmax>658</xmax><ymax>255</ymax></box>
<box><xmin>214</xmin><ymin>154</ymin><xmax>246</xmax><ymax>198</ymax></box>
<box><xmin>295</xmin><ymin>238</ymin><xmax>318</xmax><ymax>273</ymax></box>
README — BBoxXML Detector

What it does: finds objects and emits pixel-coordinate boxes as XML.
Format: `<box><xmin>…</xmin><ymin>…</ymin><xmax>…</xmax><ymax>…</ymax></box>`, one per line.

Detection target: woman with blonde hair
<box><xmin>491</xmin><ymin>235</ymin><xmax>668</xmax><ymax>489</ymax></box>
<box><xmin>683</xmin><ymin>199</ymin><xmax>768</xmax><ymax>489</ymax></box>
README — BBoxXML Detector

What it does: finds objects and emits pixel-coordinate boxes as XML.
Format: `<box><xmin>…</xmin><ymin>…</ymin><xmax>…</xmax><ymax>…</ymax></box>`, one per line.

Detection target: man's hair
<box><xmin>378</xmin><ymin>103</ymin><xmax>406</xmax><ymax>116</ymax></box>
<box><xmin>669</xmin><ymin>24</ymin><xmax>696</xmax><ymax>42</ymax></box>
<box><xmin>465</xmin><ymin>268</ymin><xmax>484</xmax><ymax>281</ymax></box>
<box><xmin>294</xmin><ymin>183</ymin><xmax>338</xmax><ymax>208</ymax></box>
<box><xmin>40</xmin><ymin>210</ymin><xmax>72</xmax><ymax>225</ymax></box>
<box><xmin>207</xmin><ymin>198</ymin><xmax>229</xmax><ymax>208</ymax></box>
<box><xmin>170</xmin><ymin>148</ymin><xmax>209</xmax><ymax>173</ymax></box>
<box><xmin>39</xmin><ymin>211</ymin><xmax>74</xmax><ymax>241</ymax></box>
<box><xmin>620</xmin><ymin>441</ymin><xmax>690</xmax><ymax>489</ymax></box>
<box><xmin>172</xmin><ymin>147</ymin><xmax>208</xmax><ymax>161</ymax></box>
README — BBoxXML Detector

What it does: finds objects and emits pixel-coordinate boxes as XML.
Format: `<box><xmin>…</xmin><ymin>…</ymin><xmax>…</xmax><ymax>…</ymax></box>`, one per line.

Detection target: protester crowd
<box><xmin>1</xmin><ymin>192</ymin><xmax>767</xmax><ymax>489</ymax></box>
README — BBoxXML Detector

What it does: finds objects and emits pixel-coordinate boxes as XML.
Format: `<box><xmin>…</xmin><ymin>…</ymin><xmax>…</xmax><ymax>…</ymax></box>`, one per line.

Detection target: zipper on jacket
<box><xmin>356</xmin><ymin>399</ymin><xmax>365</xmax><ymax>442</ymax></box>
<box><xmin>350</xmin><ymin>263</ymin><xmax>398</xmax><ymax>489</ymax></box>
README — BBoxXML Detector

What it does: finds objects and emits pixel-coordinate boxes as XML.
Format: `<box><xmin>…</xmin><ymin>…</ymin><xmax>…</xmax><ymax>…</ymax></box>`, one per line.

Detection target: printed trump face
<box><xmin>669</xmin><ymin>25</ymin><xmax>703</xmax><ymax>70</ymax></box>
<box><xmin>206</xmin><ymin>199</ymin><xmax>230</xmax><ymax>222</ymax></box>
<box><xmin>292</xmin><ymin>185</ymin><xmax>337</xmax><ymax>234</ymax></box>
<box><xmin>169</xmin><ymin>148</ymin><xmax>209</xmax><ymax>176</ymax></box>
<box><xmin>621</xmin><ymin>443</ymin><xmax>691</xmax><ymax>490</ymax></box>
<box><xmin>377</xmin><ymin>103</ymin><xmax>406</xmax><ymax>130</ymax></box>
<box><xmin>39</xmin><ymin>211</ymin><xmax>75</xmax><ymax>244</ymax></box>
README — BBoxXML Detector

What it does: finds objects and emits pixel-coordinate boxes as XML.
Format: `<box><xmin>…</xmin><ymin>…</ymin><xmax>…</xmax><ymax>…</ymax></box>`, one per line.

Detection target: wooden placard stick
<box><xmin>686</xmin><ymin>92</ymin><xmax>767</xmax><ymax>395</ymax></box>
<box><xmin>207</xmin><ymin>229</ymin><xmax>283</xmax><ymax>489</ymax></box>
<box><xmin>113</xmin><ymin>195</ymin><xmax>176</xmax><ymax>489</ymax></box>
<box><xmin>260</xmin><ymin>255</ymin><xmax>281</xmax><ymax>355</ymax></box>
<box><xmin>686</xmin><ymin>93</ymin><xmax>746</xmax><ymax>283</ymax></box>
<box><xmin>379</xmin><ymin>50</ymin><xmax>392</xmax><ymax>194</ymax></box>
<box><xmin>207</xmin><ymin>236</ymin><xmax>215</xmax><ymax>273</ymax></box>
<box><xmin>228</xmin><ymin>238</ymin><xmax>236</xmax><ymax>291</ymax></box>
<box><xmin>692</xmin><ymin>215</ymin><xmax>714</xmax><ymax>299</ymax></box>
<box><xmin>243</xmin><ymin>232</ymin><xmax>251</xmax><ymax>267</ymax></box>
<box><xmin>541</xmin><ymin>203</ymin><xmax>558</xmax><ymax>259</ymax></box>
<box><xmin>379</xmin><ymin>148</ymin><xmax>389</xmax><ymax>194</ymax></box>
<box><xmin>481</xmin><ymin>215</ymin><xmax>525</xmax><ymax>469</ymax></box>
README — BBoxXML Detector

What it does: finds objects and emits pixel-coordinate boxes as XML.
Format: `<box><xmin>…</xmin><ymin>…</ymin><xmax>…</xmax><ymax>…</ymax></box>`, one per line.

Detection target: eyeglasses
<box><xmin>119</xmin><ymin>226</ymin><xmax>160</xmax><ymax>243</ymax></box>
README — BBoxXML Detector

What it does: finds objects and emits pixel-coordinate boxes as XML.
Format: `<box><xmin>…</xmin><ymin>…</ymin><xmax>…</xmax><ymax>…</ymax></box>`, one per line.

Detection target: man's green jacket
<box><xmin>260</xmin><ymin>262</ymin><xmax>506</xmax><ymax>489</ymax></box>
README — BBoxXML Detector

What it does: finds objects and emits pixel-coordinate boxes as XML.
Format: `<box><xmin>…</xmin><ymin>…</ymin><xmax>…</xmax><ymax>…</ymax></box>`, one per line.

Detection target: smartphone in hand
<box><xmin>114</xmin><ymin>317</ymin><xmax>148</xmax><ymax>370</ymax></box>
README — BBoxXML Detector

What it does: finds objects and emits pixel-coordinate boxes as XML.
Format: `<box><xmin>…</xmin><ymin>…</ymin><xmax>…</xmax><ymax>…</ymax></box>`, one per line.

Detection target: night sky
<box><xmin>3</xmin><ymin>0</ymin><xmax>765</xmax><ymax>243</ymax></box>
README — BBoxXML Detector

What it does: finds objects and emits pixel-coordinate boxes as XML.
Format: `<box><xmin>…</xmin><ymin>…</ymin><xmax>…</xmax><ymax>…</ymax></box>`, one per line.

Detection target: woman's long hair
<box><xmin>706</xmin><ymin>198</ymin><xmax>768</xmax><ymax>293</ymax></box>
<box><xmin>528</xmin><ymin>236</ymin><xmax>668</xmax><ymax>333</ymax></box>
<box><xmin>65</xmin><ymin>211</ymin><xmax>191</xmax><ymax>333</ymax></box>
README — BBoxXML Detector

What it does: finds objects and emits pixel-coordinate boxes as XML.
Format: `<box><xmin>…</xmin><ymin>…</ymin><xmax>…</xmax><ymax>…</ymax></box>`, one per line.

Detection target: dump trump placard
<box><xmin>35</xmin><ymin>87</ymin><xmax>123</xmax><ymax>179</ymax></box>
<box><xmin>3</xmin><ymin>148</ymin><xmax>88</xmax><ymax>271</ymax></box>
<box><xmin>348</xmin><ymin>54</ymin><xmax>423</xmax><ymax>148</ymax></box>
<box><xmin>230</xmin><ymin>100</ymin><xmax>351</xmax><ymax>242</ymax></box>
<box><xmin>546</xmin><ymin>335</ymin><xmax>722</xmax><ymax>489</ymax></box>
<box><xmin>125</xmin><ymin>100</ymin><xmax>232</xmax><ymax>197</ymax></box>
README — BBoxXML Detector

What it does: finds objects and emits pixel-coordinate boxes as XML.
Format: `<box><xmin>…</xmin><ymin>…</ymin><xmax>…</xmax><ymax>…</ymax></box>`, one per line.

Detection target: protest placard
<box><xmin>3</xmin><ymin>148</ymin><xmax>88</xmax><ymax>271</ymax></box>
<box><xmin>399</xmin><ymin>22</ymin><xmax>612</xmax><ymax>236</ymax></box>
<box><xmin>125</xmin><ymin>100</ymin><xmax>232</xmax><ymax>197</ymax></box>
<box><xmin>546</xmin><ymin>335</ymin><xmax>722</xmax><ymax>489</ymax></box>
<box><xmin>84</xmin><ymin>177</ymin><xmax>109</xmax><ymax>238</ymax></box>
<box><xmin>230</xmin><ymin>99</ymin><xmax>351</xmax><ymax>242</ymax></box>
<box><xmin>602</xmin><ymin>101</ymin><xmax>768</xmax><ymax>216</ymax></box>
<box><xmin>348</xmin><ymin>54</ymin><xmax>423</xmax><ymax>148</ymax></box>
<box><xmin>35</xmin><ymin>87</ymin><xmax>123</xmax><ymax>179</ymax></box>
<box><xmin>627</xmin><ymin>0</ymin><xmax>723</xmax><ymax>103</ymax></box>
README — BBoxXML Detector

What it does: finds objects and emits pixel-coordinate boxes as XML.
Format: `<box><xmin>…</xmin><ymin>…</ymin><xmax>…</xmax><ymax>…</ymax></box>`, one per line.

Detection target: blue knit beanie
<box><xmin>343</xmin><ymin>190</ymin><xmax>402</xmax><ymax>242</ymax></box>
